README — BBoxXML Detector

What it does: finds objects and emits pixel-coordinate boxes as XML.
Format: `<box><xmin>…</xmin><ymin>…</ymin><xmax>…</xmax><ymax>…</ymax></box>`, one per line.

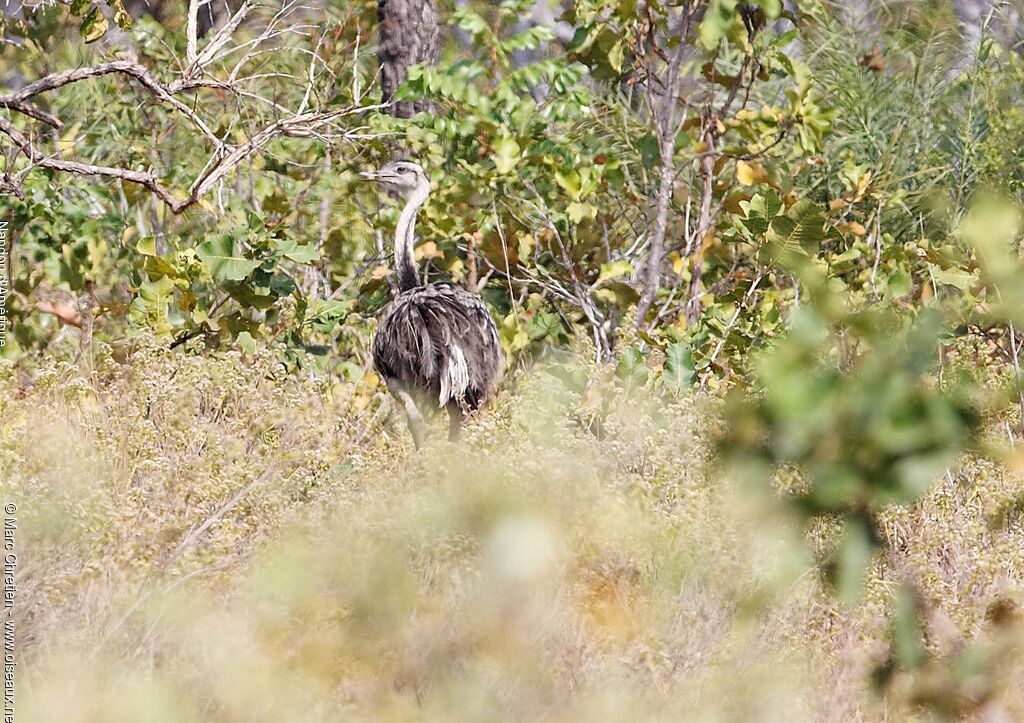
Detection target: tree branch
<box><xmin>0</xmin><ymin>3</ymin><xmax>383</xmax><ymax>215</ymax></box>
<box><xmin>635</xmin><ymin>7</ymin><xmax>692</xmax><ymax>330</ymax></box>
<box><xmin>186</xmin><ymin>0</ymin><xmax>201</xmax><ymax>65</ymax></box>
<box><xmin>1</xmin><ymin>104</ymin><xmax>381</xmax><ymax>214</ymax></box>
<box><xmin>0</xmin><ymin>60</ymin><xmax>225</xmax><ymax>147</ymax></box>
<box><xmin>1</xmin><ymin>116</ymin><xmax>187</xmax><ymax>209</ymax></box>
<box><xmin>4</xmin><ymin>100</ymin><xmax>62</xmax><ymax>129</ymax></box>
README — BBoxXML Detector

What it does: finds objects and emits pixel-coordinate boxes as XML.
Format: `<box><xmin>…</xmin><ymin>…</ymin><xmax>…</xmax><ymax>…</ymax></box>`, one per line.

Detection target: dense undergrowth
<box><xmin>3</xmin><ymin>343</ymin><xmax>1024</xmax><ymax>721</ymax></box>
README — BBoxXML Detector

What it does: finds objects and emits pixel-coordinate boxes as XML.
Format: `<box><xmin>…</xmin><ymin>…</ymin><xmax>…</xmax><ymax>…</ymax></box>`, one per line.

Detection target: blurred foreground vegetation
<box><xmin>3</xmin><ymin>342</ymin><xmax>1024</xmax><ymax>721</ymax></box>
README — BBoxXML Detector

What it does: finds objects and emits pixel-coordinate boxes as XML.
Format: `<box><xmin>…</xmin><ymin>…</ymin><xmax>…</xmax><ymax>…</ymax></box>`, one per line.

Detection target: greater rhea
<box><xmin>361</xmin><ymin>160</ymin><xmax>503</xmax><ymax>447</ymax></box>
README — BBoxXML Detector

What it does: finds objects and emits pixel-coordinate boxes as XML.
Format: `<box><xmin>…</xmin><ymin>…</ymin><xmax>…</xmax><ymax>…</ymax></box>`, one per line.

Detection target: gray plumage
<box><xmin>361</xmin><ymin>160</ymin><xmax>503</xmax><ymax>447</ymax></box>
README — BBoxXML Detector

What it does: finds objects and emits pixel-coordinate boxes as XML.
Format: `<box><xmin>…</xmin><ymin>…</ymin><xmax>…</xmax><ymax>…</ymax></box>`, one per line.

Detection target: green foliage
<box><xmin>2</xmin><ymin>0</ymin><xmax>131</xmax><ymax>45</ymax></box>
<box><xmin>723</xmin><ymin>308</ymin><xmax>982</xmax><ymax>597</ymax></box>
<box><xmin>10</xmin><ymin>3</ymin><xmax>1024</xmax><ymax>716</ymax></box>
<box><xmin>663</xmin><ymin>341</ymin><xmax>696</xmax><ymax>390</ymax></box>
<box><xmin>196</xmin><ymin>236</ymin><xmax>262</xmax><ymax>283</ymax></box>
<box><xmin>699</xmin><ymin>0</ymin><xmax>782</xmax><ymax>49</ymax></box>
<box><xmin>1</xmin><ymin>0</ymin><xmax>832</xmax><ymax>369</ymax></box>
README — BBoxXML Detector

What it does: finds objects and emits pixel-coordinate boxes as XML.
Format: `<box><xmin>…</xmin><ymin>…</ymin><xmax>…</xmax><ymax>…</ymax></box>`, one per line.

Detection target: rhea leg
<box><xmin>387</xmin><ymin>377</ymin><xmax>425</xmax><ymax>449</ymax></box>
<box><xmin>446</xmin><ymin>401</ymin><xmax>465</xmax><ymax>442</ymax></box>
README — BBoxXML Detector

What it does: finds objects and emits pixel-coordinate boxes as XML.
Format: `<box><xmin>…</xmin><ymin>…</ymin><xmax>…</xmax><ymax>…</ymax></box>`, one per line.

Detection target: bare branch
<box><xmin>186</xmin><ymin>0</ymin><xmax>201</xmax><ymax>64</ymax></box>
<box><xmin>180</xmin><ymin>1</ymin><xmax>255</xmax><ymax>83</ymax></box>
<box><xmin>1</xmin><ymin>117</ymin><xmax>186</xmax><ymax>209</ymax></box>
<box><xmin>4</xmin><ymin>101</ymin><xmax>62</xmax><ymax>129</ymax></box>
<box><xmin>0</xmin><ymin>1</ymin><xmax>383</xmax><ymax>218</ymax></box>
<box><xmin>635</xmin><ymin>7</ymin><xmax>693</xmax><ymax>330</ymax></box>
<box><xmin>1</xmin><ymin>104</ymin><xmax>383</xmax><ymax>214</ymax></box>
<box><xmin>0</xmin><ymin>61</ymin><xmax>223</xmax><ymax>147</ymax></box>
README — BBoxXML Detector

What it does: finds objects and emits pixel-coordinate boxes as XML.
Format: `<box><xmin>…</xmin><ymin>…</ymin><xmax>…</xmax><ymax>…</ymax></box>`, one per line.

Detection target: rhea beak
<box><xmin>360</xmin><ymin>170</ymin><xmax>401</xmax><ymax>188</ymax></box>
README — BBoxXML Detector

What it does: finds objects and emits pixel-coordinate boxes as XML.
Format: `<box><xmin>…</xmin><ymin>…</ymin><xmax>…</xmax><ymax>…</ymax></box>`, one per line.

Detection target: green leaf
<box><xmin>80</xmin><ymin>5</ymin><xmax>109</xmax><ymax>43</ymax></box>
<box><xmin>664</xmin><ymin>342</ymin><xmax>695</xmax><ymax>389</ymax></box>
<box><xmin>554</xmin><ymin>168</ymin><xmax>582</xmax><ymax>199</ymax></box>
<box><xmin>931</xmin><ymin>266</ymin><xmax>978</xmax><ymax>290</ymax></box>
<box><xmin>615</xmin><ymin>346</ymin><xmax>649</xmax><ymax>389</ymax></box>
<box><xmin>452</xmin><ymin>7</ymin><xmax>489</xmax><ymax>38</ymax></box>
<box><xmin>527</xmin><ymin>310</ymin><xmax>562</xmax><ymax>341</ymax></box>
<box><xmin>597</xmin><ymin>260</ymin><xmax>633</xmax><ymax>284</ymax></box>
<box><xmin>636</xmin><ymin>134</ymin><xmax>660</xmax><ymax>167</ymax></box>
<box><xmin>136</xmin><ymin>236</ymin><xmax>157</xmax><ymax>256</ymax></box>
<box><xmin>262</xmin><ymin>191</ymin><xmax>291</xmax><ymax>216</ymax></box>
<box><xmin>308</xmin><ymin>299</ymin><xmax>351</xmax><ymax>322</ymax></box>
<box><xmin>131</xmin><ymin>276</ymin><xmax>176</xmax><ymax>334</ymax></box>
<box><xmin>567</xmin><ymin>202</ymin><xmax>596</xmax><ymax>223</ymax></box>
<box><xmin>144</xmin><ymin>255</ymin><xmax>178</xmax><ymax>280</ymax></box>
<box><xmin>615</xmin><ymin>0</ymin><xmax>637</xmax><ymax>21</ymax></box>
<box><xmin>276</xmin><ymin>238</ymin><xmax>320</xmax><ymax>264</ymax></box>
<box><xmin>139</xmin><ymin>276</ymin><xmax>175</xmax><ymax>304</ymax></box>
<box><xmin>699</xmin><ymin>0</ymin><xmax>739</xmax><ymax>50</ymax></box>
<box><xmin>754</xmin><ymin>0</ymin><xmax>782</xmax><ymax>17</ymax></box>
<box><xmin>884</xmin><ymin>270</ymin><xmax>912</xmax><ymax>302</ymax></box>
<box><xmin>268</xmin><ymin>273</ymin><xmax>296</xmax><ymax>297</ymax></box>
<box><xmin>767</xmin><ymin>200</ymin><xmax>835</xmax><ymax>261</ymax></box>
<box><xmin>109</xmin><ymin>0</ymin><xmax>132</xmax><ymax>29</ymax></box>
<box><xmin>740</xmin><ymin>191</ymin><xmax>783</xmax><ymax>236</ymax></box>
<box><xmin>490</xmin><ymin>135</ymin><xmax>521</xmax><ymax>174</ymax></box>
<box><xmin>607</xmin><ymin>40</ymin><xmax>624</xmax><ymax>73</ymax></box>
<box><xmin>225</xmin><ymin>281</ymin><xmax>276</xmax><ymax>310</ymax></box>
<box><xmin>595</xmin><ymin>281</ymin><xmax>640</xmax><ymax>307</ymax></box>
<box><xmin>236</xmin><ymin>331</ymin><xmax>257</xmax><ymax>354</ymax></box>
<box><xmin>196</xmin><ymin>236</ymin><xmax>261</xmax><ymax>282</ymax></box>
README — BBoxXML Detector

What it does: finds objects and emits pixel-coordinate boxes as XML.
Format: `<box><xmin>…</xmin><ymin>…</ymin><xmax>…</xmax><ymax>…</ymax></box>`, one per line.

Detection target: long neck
<box><xmin>394</xmin><ymin>187</ymin><xmax>429</xmax><ymax>292</ymax></box>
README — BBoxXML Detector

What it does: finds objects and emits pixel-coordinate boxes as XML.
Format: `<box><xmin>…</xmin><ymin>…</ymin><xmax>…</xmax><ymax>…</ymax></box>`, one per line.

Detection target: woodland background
<box><xmin>5</xmin><ymin>0</ymin><xmax>1024</xmax><ymax>720</ymax></box>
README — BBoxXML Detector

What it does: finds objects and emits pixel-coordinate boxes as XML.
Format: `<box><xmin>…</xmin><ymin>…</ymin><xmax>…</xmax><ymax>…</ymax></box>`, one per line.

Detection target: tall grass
<box><xmin>2</xmin><ymin>340</ymin><xmax>1024</xmax><ymax>721</ymax></box>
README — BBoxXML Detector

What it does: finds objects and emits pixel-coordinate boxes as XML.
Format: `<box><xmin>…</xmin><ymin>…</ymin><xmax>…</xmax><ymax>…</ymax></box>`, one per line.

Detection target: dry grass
<box><xmin>3</xmin><ymin>340</ymin><xmax>1024</xmax><ymax>721</ymax></box>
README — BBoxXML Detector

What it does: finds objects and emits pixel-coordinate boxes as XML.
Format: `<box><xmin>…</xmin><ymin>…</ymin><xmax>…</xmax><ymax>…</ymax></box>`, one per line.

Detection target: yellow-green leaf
<box><xmin>554</xmin><ymin>168</ymin><xmax>582</xmax><ymax>200</ymax></box>
<box><xmin>80</xmin><ymin>5</ymin><xmax>109</xmax><ymax>43</ymax></box>
<box><xmin>136</xmin><ymin>236</ymin><xmax>157</xmax><ymax>256</ymax></box>
<box><xmin>567</xmin><ymin>202</ymin><xmax>596</xmax><ymax>223</ymax></box>
<box><xmin>598</xmin><ymin>260</ymin><xmax>633</xmax><ymax>284</ymax></box>
<box><xmin>490</xmin><ymin>136</ymin><xmax>521</xmax><ymax>174</ymax></box>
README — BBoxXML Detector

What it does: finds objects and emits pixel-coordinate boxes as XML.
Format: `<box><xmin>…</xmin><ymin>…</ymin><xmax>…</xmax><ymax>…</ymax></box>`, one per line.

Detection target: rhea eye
<box><xmin>397</xmin><ymin>167</ymin><xmax>408</xmax><ymax>174</ymax></box>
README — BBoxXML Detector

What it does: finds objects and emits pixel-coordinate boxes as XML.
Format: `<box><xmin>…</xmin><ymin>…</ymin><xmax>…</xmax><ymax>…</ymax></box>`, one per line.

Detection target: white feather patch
<box><xmin>439</xmin><ymin>344</ymin><xmax>470</xmax><ymax>406</ymax></box>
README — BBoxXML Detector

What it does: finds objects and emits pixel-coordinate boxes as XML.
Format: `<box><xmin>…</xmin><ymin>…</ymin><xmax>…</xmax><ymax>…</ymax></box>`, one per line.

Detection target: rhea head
<box><xmin>360</xmin><ymin>160</ymin><xmax>430</xmax><ymax>200</ymax></box>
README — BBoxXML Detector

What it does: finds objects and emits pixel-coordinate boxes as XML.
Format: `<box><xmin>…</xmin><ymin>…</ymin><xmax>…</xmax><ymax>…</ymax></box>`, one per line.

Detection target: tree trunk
<box><xmin>378</xmin><ymin>0</ymin><xmax>440</xmax><ymax>118</ymax></box>
<box><xmin>634</xmin><ymin>10</ymin><xmax>691</xmax><ymax>330</ymax></box>
<box><xmin>685</xmin><ymin>127</ymin><xmax>715</xmax><ymax>325</ymax></box>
